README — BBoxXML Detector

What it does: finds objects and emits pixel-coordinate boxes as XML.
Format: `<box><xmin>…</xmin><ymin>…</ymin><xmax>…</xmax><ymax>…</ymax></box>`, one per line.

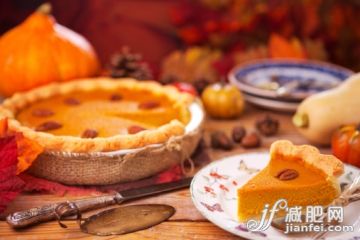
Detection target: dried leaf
<box><xmin>0</xmin><ymin>136</ymin><xmax>25</xmax><ymax>213</ymax></box>
<box><xmin>15</xmin><ymin>133</ymin><xmax>44</xmax><ymax>174</ymax></box>
<box><xmin>269</xmin><ymin>33</ymin><xmax>306</xmax><ymax>59</ymax></box>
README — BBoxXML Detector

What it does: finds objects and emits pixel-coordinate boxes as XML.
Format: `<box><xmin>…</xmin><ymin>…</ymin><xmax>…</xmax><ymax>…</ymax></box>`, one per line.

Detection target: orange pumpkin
<box><xmin>331</xmin><ymin>124</ymin><xmax>360</xmax><ymax>168</ymax></box>
<box><xmin>0</xmin><ymin>3</ymin><xmax>100</xmax><ymax>97</ymax></box>
<box><xmin>201</xmin><ymin>82</ymin><xmax>245</xmax><ymax>119</ymax></box>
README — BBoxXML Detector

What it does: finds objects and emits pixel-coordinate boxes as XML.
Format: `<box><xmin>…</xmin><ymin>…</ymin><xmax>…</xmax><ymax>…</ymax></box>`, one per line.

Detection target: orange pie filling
<box><xmin>15</xmin><ymin>88</ymin><xmax>190</xmax><ymax>138</ymax></box>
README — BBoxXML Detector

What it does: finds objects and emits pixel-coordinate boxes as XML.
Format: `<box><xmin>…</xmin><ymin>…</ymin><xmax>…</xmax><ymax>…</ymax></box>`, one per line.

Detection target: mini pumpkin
<box><xmin>331</xmin><ymin>124</ymin><xmax>360</xmax><ymax>168</ymax></box>
<box><xmin>201</xmin><ymin>82</ymin><xmax>244</xmax><ymax>119</ymax></box>
<box><xmin>0</xmin><ymin>3</ymin><xmax>100</xmax><ymax>97</ymax></box>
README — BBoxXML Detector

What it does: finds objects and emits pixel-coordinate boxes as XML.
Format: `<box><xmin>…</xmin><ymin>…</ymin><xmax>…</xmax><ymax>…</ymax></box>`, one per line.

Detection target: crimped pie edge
<box><xmin>270</xmin><ymin>140</ymin><xmax>344</xmax><ymax>177</ymax></box>
<box><xmin>0</xmin><ymin>78</ymin><xmax>194</xmax><ymax>152</ymax></box>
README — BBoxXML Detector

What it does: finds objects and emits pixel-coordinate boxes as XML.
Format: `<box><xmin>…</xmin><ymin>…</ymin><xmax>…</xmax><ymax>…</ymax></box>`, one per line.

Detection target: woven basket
<box><xmin>27</xmin><ymin>101</ymin><xmax>204</xmax><ymax>185</ymax></box>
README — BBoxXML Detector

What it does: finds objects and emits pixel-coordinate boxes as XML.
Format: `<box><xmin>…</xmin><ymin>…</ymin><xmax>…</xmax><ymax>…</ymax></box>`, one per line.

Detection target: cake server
<box><xmin>6</xmin><ymin>177</ymin><xmax>192</xmax><ymax>228</ymax></box>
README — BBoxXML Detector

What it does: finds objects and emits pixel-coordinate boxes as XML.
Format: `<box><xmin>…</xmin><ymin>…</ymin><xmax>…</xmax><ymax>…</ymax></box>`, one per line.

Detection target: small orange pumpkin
<box><xmin>331</xmin><ymin>124</ymin><xmax>360</xmax><ymax>168</ymax></box>
<box><xmin>0</xmin><ymin>3</ymin><xmax>100</xmax><ymax>97</ymax></box>
<box><xmin>201</xmin><ymin>82</ymin><xmax>245</xmax><ymax>119</ymax></box>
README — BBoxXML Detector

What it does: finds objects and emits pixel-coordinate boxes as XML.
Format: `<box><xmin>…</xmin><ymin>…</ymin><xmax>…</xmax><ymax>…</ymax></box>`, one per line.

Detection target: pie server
<box><xmin>6</xmin><ymin>177</ymin><xmax>192</xmax><ymax>228</ymax></box>
<box><xmin>79</xmin><ymin>204</ymin><xmax>175</xmax><ymax>236</ymax></box>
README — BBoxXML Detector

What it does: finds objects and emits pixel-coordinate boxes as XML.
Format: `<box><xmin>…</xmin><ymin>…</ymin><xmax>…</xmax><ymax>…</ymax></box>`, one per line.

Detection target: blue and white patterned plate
<box><xmin>190</xmin><ymin>153</ymin><xmax>360</xmax><ymax>240</ymax></box>
<box><xmin>228</xmin><ymin>59</ymin><xmax>353</xmax><ymax>101</ymax></box>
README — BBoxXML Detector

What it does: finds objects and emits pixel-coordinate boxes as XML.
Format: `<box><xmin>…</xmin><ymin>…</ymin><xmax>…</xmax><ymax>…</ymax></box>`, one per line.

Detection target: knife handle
<box><xmin>6</xmin><ymin>194</ymin><xmax>121</xmax><ymax>228</ymax></box>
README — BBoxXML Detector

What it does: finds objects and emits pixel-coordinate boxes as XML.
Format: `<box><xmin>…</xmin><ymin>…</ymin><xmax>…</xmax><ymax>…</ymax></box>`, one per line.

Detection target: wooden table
<box><xmin>0</xmin><ymin>106</ymin><xmax>327</xmax><ymax>240</ymax></box>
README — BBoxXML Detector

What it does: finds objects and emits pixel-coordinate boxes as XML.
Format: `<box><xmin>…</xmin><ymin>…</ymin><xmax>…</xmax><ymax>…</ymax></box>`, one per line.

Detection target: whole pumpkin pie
<box><xmin>237</xmin><ymin>140</ymin><xmax>344</xmax><ymax>222</ymax></box>
<box><xmin>0</xmin><ymin>78</ymin><xmax>193</xmax><ymax>152</ymax></box>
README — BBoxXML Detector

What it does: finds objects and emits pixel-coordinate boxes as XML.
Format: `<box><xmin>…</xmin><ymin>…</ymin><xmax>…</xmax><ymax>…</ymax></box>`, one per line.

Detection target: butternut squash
<box><xmin>293</xmin><ymin>73</ymin><xmax>360</xmax><ymax>145</ymax></box>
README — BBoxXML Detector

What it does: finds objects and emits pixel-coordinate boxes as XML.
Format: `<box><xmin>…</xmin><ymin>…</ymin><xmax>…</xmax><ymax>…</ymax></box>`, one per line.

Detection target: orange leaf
<box><xmin>15</xmin><ymin>133</ymin><xmax>44</xmax><ymax>174</ymax></box>
<box><xmin>269</xmin><ymin>33</ymin><xmax>306</xmax><ymax>59</ymax></box>
<box><xmin>0</xmin><ymin>118</ymin><xmax>8</xmax><ymax>137</ymax></box>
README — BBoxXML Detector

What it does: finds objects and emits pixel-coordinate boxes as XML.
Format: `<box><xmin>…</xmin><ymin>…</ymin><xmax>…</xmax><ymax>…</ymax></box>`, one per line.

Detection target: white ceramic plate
<box><xmin>228</xmin><ymin>59</ymin><xmax>353</xmax><ymax>101</ymax></box>
<box><xmin>190</xmin><ymin>153</ymin><xmax>360</xmax><ymax>240</ymax></box>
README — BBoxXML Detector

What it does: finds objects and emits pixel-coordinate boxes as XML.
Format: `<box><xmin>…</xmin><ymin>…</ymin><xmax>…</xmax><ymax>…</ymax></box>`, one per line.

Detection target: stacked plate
<box><xmin>228</xmin><ymin>59</ymin><xmax>353</xmax><ymax>112</ymax></box>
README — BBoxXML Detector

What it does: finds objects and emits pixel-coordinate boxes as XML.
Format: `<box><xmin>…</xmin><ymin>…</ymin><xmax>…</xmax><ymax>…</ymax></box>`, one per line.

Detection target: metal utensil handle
<box><xmin>6</xmin><ymin>194</ymin><xmax>120</xmax><ymax>228</ymax></box>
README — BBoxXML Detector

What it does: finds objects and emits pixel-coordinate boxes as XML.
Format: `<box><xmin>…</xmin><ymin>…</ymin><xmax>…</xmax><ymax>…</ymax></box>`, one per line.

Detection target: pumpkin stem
<box><xmin>292</xmin><ymin>113</ymin><xmax>309</xmax><ymax>128</ymax></box>
<box><xmin>37</xmin><ymin>3</ymin><xmax>52</xmax><ymax>15</ymax></box>
<box><xmin>219</xmin><ymin>76</ymin><xmax>227</xmax><ymax>86</ymax></box>
<box><xmin>356</xmin><ymin>124</ymin><xmax>360</xmax><ymax>132</ymax></box>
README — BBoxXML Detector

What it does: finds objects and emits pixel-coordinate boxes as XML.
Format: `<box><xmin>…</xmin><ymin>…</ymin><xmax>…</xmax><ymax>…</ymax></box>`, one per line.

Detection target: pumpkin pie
<box><xmin>237</xmin><ymin>140</ymin><xmax>344</xmax><ymax>222</ymax></box>
<box><xmin>0</xmin><ymin>78</ymin><xmax>193</xmax><ymax>152</ymax></box>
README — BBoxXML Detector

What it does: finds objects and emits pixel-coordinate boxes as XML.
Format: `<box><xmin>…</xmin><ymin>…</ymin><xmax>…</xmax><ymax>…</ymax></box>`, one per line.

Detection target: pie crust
<box><xmin>270</xmin><ymin>140</ymin><xmax>344</xmax><ymax>177</ymax></box>
<box><xmin>0</xmin><ymin>78</ymin><xmax>194</xmax><ymax>152</ymax></box>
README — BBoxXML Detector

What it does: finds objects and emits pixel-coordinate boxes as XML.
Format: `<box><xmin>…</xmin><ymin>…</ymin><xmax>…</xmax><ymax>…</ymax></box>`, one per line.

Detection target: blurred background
<box><xmin>1</xmin><ymin>0</ymin><xmax>360</xmax><ymax>80</ymax></box>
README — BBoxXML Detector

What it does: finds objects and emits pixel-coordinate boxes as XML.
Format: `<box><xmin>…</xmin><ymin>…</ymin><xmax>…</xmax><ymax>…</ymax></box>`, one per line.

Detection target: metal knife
<box><xmin>6</xmin><ymin>177</ymin><xmax>192</xmax><ymax>228</ymax></box>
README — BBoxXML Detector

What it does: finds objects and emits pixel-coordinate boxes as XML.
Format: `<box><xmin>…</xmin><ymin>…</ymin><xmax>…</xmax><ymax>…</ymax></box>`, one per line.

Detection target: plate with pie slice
<box><xmin>190</xmin><ymin>140</ymin><xmax>360</xmax><ymax>240</ymax></box>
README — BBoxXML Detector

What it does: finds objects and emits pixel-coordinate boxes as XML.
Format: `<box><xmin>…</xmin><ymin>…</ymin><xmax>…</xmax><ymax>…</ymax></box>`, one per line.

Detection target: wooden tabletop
<box><xmin>0</xmin><ymin>106</ymin><xmax>327</xmax><ymax>240</ymax></box>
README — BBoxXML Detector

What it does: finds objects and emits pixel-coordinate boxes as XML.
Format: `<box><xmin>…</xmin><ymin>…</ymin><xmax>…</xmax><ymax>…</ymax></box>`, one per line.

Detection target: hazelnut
<box><xmin>256</xmin><ymin>115</ymin><xmax>279</xmax><ymax>136</ymax></box>
<box><xmin>232</xmin><ymin>126</ymin><xmax>246</xmax><ymax>143</ymax></box>
<box><xmin>241</xmin><ymin>132</ymin><xmax>261</xmax><ymax>148</ymax></box>
<box><xmin>210</xmin><ymin>131</ymin><xmax>233</xmax><ymax>150</ymax></box>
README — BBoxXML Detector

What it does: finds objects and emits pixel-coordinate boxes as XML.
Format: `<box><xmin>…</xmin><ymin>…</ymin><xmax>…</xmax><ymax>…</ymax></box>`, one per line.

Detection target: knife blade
<box><xmin>6</xmin><ymin>177</ymin><xmax>192</xmax><ymax>228</ymax></box>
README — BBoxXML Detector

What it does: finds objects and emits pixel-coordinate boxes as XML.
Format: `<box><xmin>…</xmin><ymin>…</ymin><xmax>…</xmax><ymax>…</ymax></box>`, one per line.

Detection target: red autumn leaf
<box><xmin>19</xmin><ymin>174</ymin><xmax>101</xmax><ymax>197</ymax></box>
<box><xmin>0</xmin><ymin>136</ymin><xmax>25</xmax><ymax>213</ymax></box>
<box><xmin>0</xmin><ymin>118</ymin><xmax>44</xmax><ymax>174</ymax></box>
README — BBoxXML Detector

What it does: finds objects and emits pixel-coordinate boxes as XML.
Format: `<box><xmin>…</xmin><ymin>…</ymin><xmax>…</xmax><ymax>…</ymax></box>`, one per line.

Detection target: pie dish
<box><xmin>0</xmin><ymin>78</ymin><xmax>194</xmax><ymax>153</ymax></box>
<box><xmin>237</xmin><ymin>140</ymin><xmax>344</xmax><ymax>222</ymax></box>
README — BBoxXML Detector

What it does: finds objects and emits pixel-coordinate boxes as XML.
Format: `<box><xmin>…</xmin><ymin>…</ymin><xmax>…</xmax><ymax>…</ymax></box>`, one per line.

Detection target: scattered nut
<box><xmin>138</xmin><ymin>101</ymin><xmax>160</xmax><ymax>109</ymax></box>
<box><xmin>276</xmin><ymin>169</ymin><xmax>299</xmax><ymax>180</ymax></box>
<box><xmin>211</xmin><ymin>131</ymin><xmax>233</xmax><ymax>150</ymax></box>
<box><xmin>110</xmin><ymin>94</ymin><xmax>123</xmax><ymax>101</ymax></box>
<box><xmin>81</xmin><ymin>129</ymin><xmax>98</xmax><ymax>138</ymax></box>
<box><xmin>256</xmin><ymin>115</ymin><xmax>279</xmax><ymax>136</ymax></box>
<box><xmin>241</xmin><ymin>132</ymin><xmax>261</xmax><ymax>148</ymax></box>
<box><xmin>64</xmin><ymin>98</ymin><xmax>81</xmax><ymax>105</ymax></box>
<box><xmin>232</xmin><ymin>126</ymin><xmax>246</xmax><ymax>143</ymax></box>
<box><xmin>36</xmin><ymin>121</ymin><xmax>62</xmax><ymax>131</ymax></box>
<box><xmin>32</xmin><ymin>108</ymin><xmax>54</xmax><ymax>117</ymax></box>
<box><xmin>128</xmin><ymin>125</ymin><xmax>146</xmax><ymax>134</ymax></box>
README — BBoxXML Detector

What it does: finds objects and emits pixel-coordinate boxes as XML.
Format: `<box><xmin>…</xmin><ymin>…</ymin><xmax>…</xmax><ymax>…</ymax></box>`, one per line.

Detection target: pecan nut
<box><xmin>110</xmin><ymin>94</ymin><xmax>123</xmax><ymax>101</ymax></box>
<box><xmin>81</xmin><ymin>129</ymin><xmax>98</xmax><ymax>138</ymax></box>
<box><xmin>36</xmin><ymin>121</ymin><xmax>62</xmax><ymax>132</ymax></box>
<box><xmin>32</xmin><ymin>108</ymin><xmax>54</xmax><ymax>117</ymax></box>
<box><xmin>138</xmin><ymin>101</ymin><xmax>160</xmax><ymax>109</ymax></box>
<box><xmin>128</xmin><ymin>125</ymin><xmax>146</xmax><ymax>134</ymax></box>
<box><xmin>276</xmin><ymin>169</ymin><xmax>299</xmax><ymax>180</ymax></box>
<box><xmin>64</xmin><ymin>98</ymin><xmax>81</xmax><ymax>105</ymax></box>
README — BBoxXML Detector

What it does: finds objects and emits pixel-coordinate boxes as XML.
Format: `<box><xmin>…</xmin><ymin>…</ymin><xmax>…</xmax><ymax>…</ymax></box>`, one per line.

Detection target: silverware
<box><xmin>80</xmin><ymin>204</ymin><xmax>175</xmax><ymax>236</ymax></box>
<box><xmin>6</xmin><ymin>177</ymin><xmax>192</xmax><ymax>228</ymax></box>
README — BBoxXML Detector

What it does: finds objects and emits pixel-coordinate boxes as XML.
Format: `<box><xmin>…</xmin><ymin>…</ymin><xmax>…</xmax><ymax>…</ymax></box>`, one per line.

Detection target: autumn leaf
<box><xmin>0</xmin><ymin>136</ymin><xmax>25</xmax><ymax>213</ymax></box>
<box><xmin>269</xmin><ymin>33</ymin><xmax>306</xmax><ymax>59</ymax></box>
<box><xmin>0</xmin><ymin>118</ymin><xmax>8</xmax><ymax>136</ymax></box>
<box><xmin>15</xmin><ymin>133</ymin><xmax>44</xmax><ymax>174</ymax></box>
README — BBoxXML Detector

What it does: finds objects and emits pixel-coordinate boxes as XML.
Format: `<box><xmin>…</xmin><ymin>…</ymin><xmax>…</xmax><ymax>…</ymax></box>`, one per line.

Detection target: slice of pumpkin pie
<box><xmin>237</xmin><ymin>140</ymin><xmax>344</xmax><ymax>222</ymax></box>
